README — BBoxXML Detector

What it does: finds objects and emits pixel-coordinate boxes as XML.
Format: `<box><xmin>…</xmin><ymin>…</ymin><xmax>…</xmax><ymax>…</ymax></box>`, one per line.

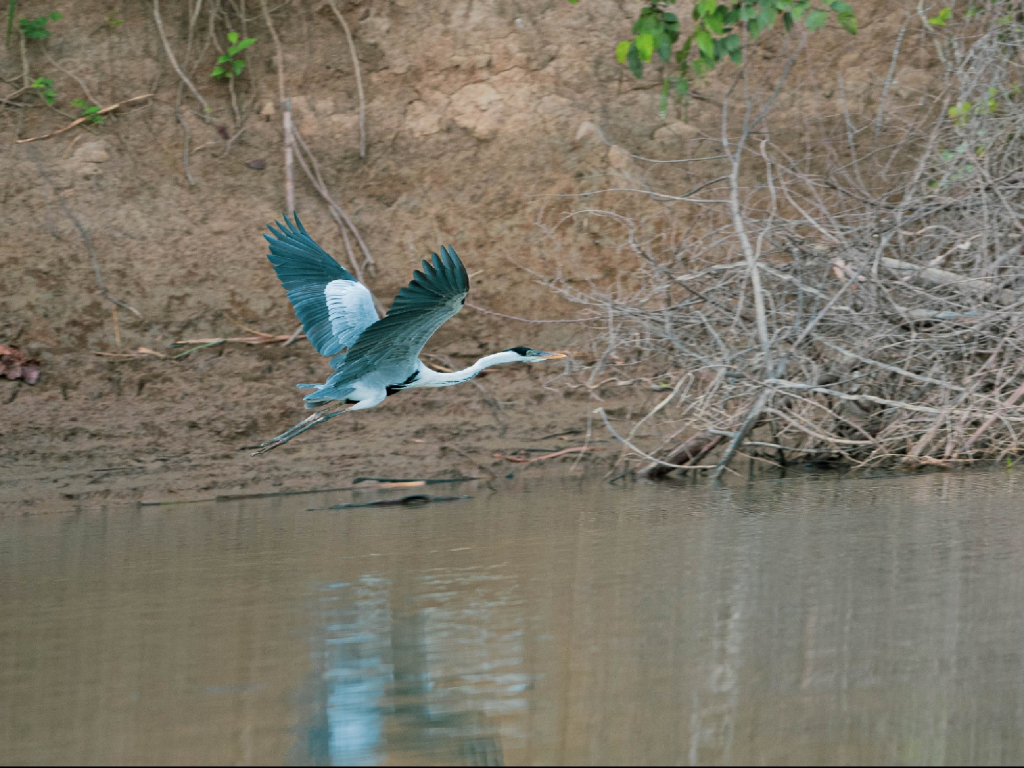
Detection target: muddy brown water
<box><xmin>3</xmin><ymin>471</ymin><xmax>1024</xmax><ymax>765</ymax></box>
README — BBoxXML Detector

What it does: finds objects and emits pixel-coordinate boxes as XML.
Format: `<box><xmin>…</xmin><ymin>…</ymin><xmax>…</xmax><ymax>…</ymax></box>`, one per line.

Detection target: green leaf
<box><xmin>626</xmin><ymin>42</ymin><xmax>643</xmax><ymax>78</ymax></box>
<box><xmin>696</xmin><ymin>0</ymin><xmax>716</xmax><ymax>17</ymax></box>
<box><xmin>211</xmin><ymin>66</ymin><xmax>225</xmax><ymax>78</ymax></box>
<box><xmin>633</xmin><ymin>10</ymin><xmax>658</xmax><ymax>35</ymax></box>
<box><xmin>217</xmin><ymin>53</ymin><xmax>231</xmax><ymax>64</ymax></box>
<box><xmin>805</xmin><ymin>9</ymin><xmax>828</xmax><ymax>30</ymax></box>
<box><xmin>782</xmin><ymin>11</ymin><xmax>793</xmax><ymax>31</ymax></box>
<box><xmin>656</xmin><ymin>33</ymin><xmax>672</xmax><ymax>62</ymax></box>
<box><xmin>635</xmin><ymin>31</ymin><xmax>654</xmax><ymax>61</ymax></box>
<box><xmin>829</xmin><ymin>1</ymin><xmax>852</xmax><ymax>14</ymax></box>
<box><xmin>615</xmin><ymin>40</ymin><xmax>630</xmax><ymax>64</ymax></box>
<box><xmin>694</xmin><ymin>29</ymin><xmax>714</xmax><ymax>59</ymax></box>
<box><xmin>233</xmin><ymin>59</ymin><xmax>246</xmax><ymax>75</ymax></box>
<box><xmin>30</xmin><ymin>74</ymin><xmax>55</xmax><ymax>103</ymax></box>
<box><xmin>227</xmin><ymin>30</ymin><xmax>239</xmax><ymax>45</ymax></box>
<box><xmin>49</xmin><ymin>11</ymin><xmax>61</xmax><ymax>20</ymax></box>
<box><xmin>837</xmin><ymin>12</ymin><xmax>857</xmax><ymax>34</ymax></box>
<box><xmin>233</xmin><ymin>36</ymin><xmax>255</xmax><ymax>52</ymax></box>
<box><xmin>758</xmin><ymin>5</ymin><xmax>778</xmax><ymax>31</ymax></box>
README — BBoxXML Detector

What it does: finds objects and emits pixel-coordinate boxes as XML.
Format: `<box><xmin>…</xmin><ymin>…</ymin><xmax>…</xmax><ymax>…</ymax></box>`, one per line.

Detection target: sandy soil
<box><xmin>0</xmin><ymin>1</ymin><xmax>920</xmax><ymax>512</ymax></box>
<box><xmin>0</xmin><ymin>340</ymin><xmax>642</xmax><ymax>513</ymax></box>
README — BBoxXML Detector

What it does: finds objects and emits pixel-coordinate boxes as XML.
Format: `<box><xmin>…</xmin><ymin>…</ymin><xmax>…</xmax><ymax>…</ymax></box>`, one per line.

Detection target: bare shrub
<box><xmin>548</xmin><ymin>8</ymin><xmax>1024</xmax><ymax>478</ymax></box>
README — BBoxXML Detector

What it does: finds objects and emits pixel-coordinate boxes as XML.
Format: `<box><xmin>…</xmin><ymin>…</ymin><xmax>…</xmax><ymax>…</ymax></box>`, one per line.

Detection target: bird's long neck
<box><xmin>416</xmin><ymin>351</ymin><xmax>522</xmax><ymax>387</ymax></box>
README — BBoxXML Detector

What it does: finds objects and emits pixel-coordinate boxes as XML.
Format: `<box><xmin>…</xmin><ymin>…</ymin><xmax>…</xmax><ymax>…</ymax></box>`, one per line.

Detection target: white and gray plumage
<box><xmin>253</xmin><ymin>214</ymin><xmax>565</xmax><ymax>455</ymax></box>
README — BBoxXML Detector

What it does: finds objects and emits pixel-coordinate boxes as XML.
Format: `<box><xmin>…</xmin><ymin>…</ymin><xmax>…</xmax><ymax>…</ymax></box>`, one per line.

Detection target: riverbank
<box><xmin>0</xmin><ymin>344</ymin><xmax>631</xmax><ymax>513</ymax></box>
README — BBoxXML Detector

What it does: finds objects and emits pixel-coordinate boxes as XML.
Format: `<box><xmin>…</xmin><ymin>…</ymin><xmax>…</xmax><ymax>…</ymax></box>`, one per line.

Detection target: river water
<box><xmin>2</xmin><ymin>470</ymin><xmax>1024</xmax><ymax>765</ymax></box>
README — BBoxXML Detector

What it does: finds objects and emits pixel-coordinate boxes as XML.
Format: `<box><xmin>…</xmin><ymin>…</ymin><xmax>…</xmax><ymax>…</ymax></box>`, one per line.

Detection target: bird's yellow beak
<box><xmin>536</xmin><ymin>351</ymin><xmax>566</xmax><ymax>360</ymax></box>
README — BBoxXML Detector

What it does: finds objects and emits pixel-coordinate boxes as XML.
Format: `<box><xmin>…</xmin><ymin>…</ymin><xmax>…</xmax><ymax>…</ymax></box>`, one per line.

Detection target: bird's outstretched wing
<box><xmin>264</xmin><ymin>213</ymin><xmax>378</xmax><ymax>357</ymax></box>
<box><xmin>331</xmin><ymin>246</ymin><xmax>469</xmax><ymax>386</ymax></box>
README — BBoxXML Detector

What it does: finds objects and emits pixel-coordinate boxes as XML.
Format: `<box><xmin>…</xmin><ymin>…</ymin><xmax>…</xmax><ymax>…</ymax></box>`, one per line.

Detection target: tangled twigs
<box><xmin>16</xmin><ymin>94</ymin><xmax>154</xmax><ymax>143</ymax></box>
<box><xmin>152</xmin><ymin>0</ymin><xmax>210</xmax><ymax>118</ymax></box>
<box><xmin>638</xmin><ymin>431</ymin><xmax>724</xmax><ymax>479</ymax></box>
<box><xmin>258</xmin><ymin>0</ymin><xmax>373</xmax><ymax>276</ymax></box>
<box><xmin>553</xmin><ymin>10</ymin><xmax>1024</xmax><ymax>477</ymax></box>
<box><xmin>291</xmin><ymin>128</ymin><xmax>375</xmax><ymax>279</ymax></box>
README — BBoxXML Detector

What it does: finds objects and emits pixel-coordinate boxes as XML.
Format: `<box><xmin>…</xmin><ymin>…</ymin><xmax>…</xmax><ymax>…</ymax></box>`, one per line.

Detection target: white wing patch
<box><xmin>325</xmin><ymin>279</ymin><xmax>379</xmax><ymax>350</ymax></box>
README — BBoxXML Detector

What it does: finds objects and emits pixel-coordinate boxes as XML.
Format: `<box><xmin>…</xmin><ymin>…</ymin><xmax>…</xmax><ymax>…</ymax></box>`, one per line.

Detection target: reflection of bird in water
<box><xmin>253</xmin><ymin>214</ymin><xmax>565</xmax><ymax>455</ymax></box>
<box><xmin>384</xmin><ymin>611</ymin><xmax>505</xmax><ymax>767</ymax></box>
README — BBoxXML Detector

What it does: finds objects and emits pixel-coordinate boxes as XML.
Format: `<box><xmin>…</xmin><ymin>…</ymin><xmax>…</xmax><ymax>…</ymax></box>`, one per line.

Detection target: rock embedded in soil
<box><xmin>72</xmin><ymin>142</ymin><xmax>110</xmax><ymax>163</ymax></box>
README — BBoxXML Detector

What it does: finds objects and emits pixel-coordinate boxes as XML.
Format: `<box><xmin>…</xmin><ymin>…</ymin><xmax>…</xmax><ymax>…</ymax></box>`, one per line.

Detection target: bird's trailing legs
<box><xmin>251</xmin><ymin>405</ymin><xmax>349</xmax><ymax>456</ymax></box>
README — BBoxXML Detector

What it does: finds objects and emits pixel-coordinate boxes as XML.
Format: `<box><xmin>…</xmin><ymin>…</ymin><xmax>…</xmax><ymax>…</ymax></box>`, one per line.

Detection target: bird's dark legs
<box><xmin>251</xmin><ymin>405</ymin><xmax>348</xmax><ymax>456</ymax></box>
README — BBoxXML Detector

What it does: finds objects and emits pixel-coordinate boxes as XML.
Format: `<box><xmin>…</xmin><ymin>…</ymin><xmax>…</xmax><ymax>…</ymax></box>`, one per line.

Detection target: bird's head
<box><xmin>504</xmin><ymin>346</ymin><xmax>566</xmax><ymax>363</ymax></box>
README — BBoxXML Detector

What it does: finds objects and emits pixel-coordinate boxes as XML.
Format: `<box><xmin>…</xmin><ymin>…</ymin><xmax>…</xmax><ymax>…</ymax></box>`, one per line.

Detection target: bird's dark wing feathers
<box><xmin>332</xmin><ymin>246</ymin><xmax>470</xmax><ymax>386</ymax></box>
<box><xmin>265</xmin><ymin>213</ymin><xmax>376</xmax><ymax>358</ymax></box>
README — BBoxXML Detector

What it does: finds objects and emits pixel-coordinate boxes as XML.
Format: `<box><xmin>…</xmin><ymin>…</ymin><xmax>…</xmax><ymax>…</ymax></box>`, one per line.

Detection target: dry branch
<box><xmin>260</xmin><ymin>0</ymin><xmax>294</xmax><ymax>216</ymax></box>
<box><xmin>324</xmin><ymin>0</ymin><xmax>366</xmax><ymax>158</ymax></box>
<box><xmin>551</xmin><ymin>9</ymin><xmax>1024</xmax><ymax>476</ymax></box>
<box><xmin>152</xmin><ymin>0</ymin><xmax>210</xmax><ymax>117</ymax></box>
<box><xmin>16</xmin><ymin>94</ymin><xmax>154</xmax><ymax>143</ymax></box>
<box><xmin>493</xmin><ymin>446</ymin><xmax>600</xmax><ymax>464</ymax></box>
<box><xmin>172</xmin><ymin>334</ymin><xmax>304</xmax><ymax>346</ymax></box>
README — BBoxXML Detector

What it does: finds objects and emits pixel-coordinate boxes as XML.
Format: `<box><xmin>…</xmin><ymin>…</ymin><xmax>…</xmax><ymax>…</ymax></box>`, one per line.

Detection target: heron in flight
<box><xmin>252</xmin><ymin>214</ymin><xmax>565</xmax><ymax>455</ymax></box>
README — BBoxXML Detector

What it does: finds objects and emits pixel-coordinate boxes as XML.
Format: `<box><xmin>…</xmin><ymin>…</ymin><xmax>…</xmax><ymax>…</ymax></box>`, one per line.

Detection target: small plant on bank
<box><xmin>18</xmin><ymin>10</ymin><xmax>61</xmax><ymax>40</ymax></box>
<box><xmin>572</xmin><ymin>0</ymin><xmax>857</xmax><ymax>115</ymax></box>
<box><xmin>71</xmin><ymin>98</ymin><xmax>103</xmax><ymax>124</ymax></box>
<box><xmin>211</xmin><ymin>31</ymin><xmax>255</xmax><ymax>79</ymax></box>
<box><xmin>30</xmin><ymin>76</ymin><xmax>55</xmax><ymax>104</ymax></box>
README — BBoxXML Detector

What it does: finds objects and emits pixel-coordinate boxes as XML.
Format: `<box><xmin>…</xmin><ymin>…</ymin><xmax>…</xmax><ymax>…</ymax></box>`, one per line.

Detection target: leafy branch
<box><xmin>18</xmin><ymin>9</ymin><xmax>61</xmax><ymax>40</ymax></box>
<box><xmin>30</xmin><ymin>76</ymin><xmax>54</xmax><ymax>104</ymax></box>
<box><xmin>211</xmin><ymin>31</ymin><xmax>255</xmax><ymax>79</ymax></box>
<box><xmin>71</xmin><ymin>98</ymin><xmax>103</xmax><ymax>124</ymax></box>
<box><xmin>579</xmin><ymin>0</ymin><xmax>857</xmax><ymax>114</ymax></box>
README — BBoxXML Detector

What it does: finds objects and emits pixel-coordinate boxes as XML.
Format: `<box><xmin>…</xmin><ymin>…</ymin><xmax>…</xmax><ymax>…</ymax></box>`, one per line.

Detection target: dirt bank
<box><xmin>0</xmin><ymin>340</ymin><xmax>650</xmax><ymax>512</ymax></box>
<box><xmin>1</xmin><ymin>0</ymin><xmax>918</xmax><ymax>510</ymax></box>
